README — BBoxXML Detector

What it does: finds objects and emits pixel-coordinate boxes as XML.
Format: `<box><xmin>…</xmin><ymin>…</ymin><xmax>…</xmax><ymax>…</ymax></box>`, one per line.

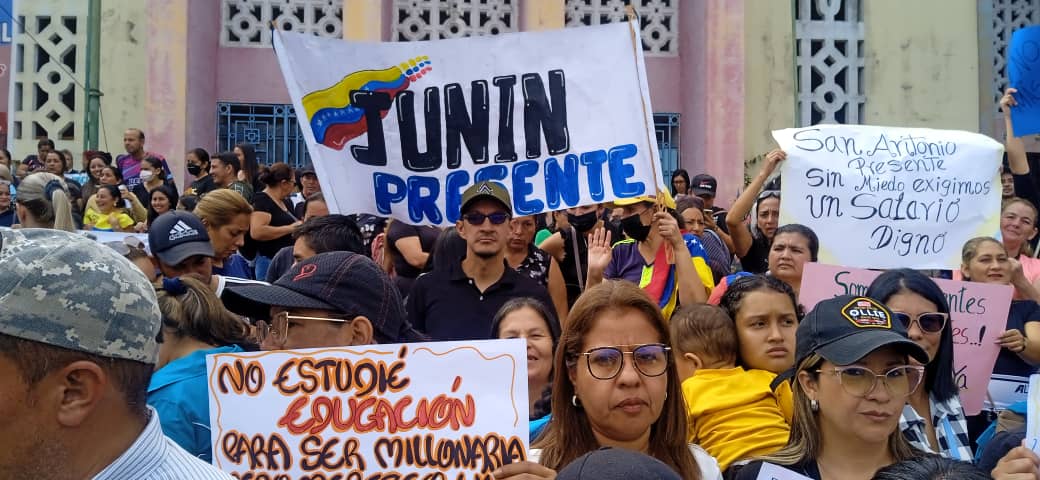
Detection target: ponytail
<box><xmin>49</xmin><ymin>184</ymin><xmax>75</xmax><ymax>232</ymax></box>
<box><xmin>16</xmin><ymin>172</ymin><xmax>75</xmax><ymax>231</ymax></box>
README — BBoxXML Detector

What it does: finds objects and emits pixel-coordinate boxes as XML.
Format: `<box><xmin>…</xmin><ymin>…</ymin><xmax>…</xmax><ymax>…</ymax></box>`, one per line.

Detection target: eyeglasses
<box><xmin>463</xmin><ymin>212</ymin><xmax>510</xmax><ymax>225</ymax></box>
<box><xmin>757</xmin><ymin>190</ymin><xmax>781</xmax><ymax>201</ymax></box>
<box><xmin>254</xmin><ymin>311</ymin><xmax>353</xmax><ymax>345</ymax></box>
<box><xmin>580</xmin><ymin>343</ymin><xmax>671</xmax><ymax>380</ymax></box>
<box><xmin>892</xmin><ymin>311</ymin><xmax>948</xmax><ymax>334</ymax></box>
<box><xmin>817</xmin><ymin>365</ymin><xmax>924</xmax><ymax>398</ymax></box>
<box><xmin>104</xmin><ymin>236</ymin><xmax>146</xmax><ymax>257</ymax></box>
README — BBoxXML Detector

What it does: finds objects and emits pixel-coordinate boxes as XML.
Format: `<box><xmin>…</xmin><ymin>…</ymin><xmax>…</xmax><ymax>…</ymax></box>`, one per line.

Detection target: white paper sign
<box><xmin>773</xmin><ymin>125</ymin><xmax>1003</xmax><ymax>269</ymax></box>
<box><xmin>207</xmin><ymin>340</ymin><xmax>529</xmax><ymax>479</ymax></box>
<box><xmin>273</xmin><ymin>23</ymin><xmax>665</xmax><ymax>226</ymax></box>
<box><xmin>756</xmin><ymin>462</ymin><xmax>814</xmax><ymax>480</ymax></box>
<box><xmin>1026</xmin><ymin>374</ymin><xmax>1040</xmax><ymax>455</ymax></box>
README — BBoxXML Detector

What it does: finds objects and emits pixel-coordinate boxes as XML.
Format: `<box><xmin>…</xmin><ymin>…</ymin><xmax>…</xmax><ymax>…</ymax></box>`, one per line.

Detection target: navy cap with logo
<box><xmin>225</xmin><ymin>251</ymin><xmax>417</xmax><ymax>343</ymax></box>
<box><xmin>774</xmin><ymin>295</ymin><xmax>928</xmax><ymax>388</ymax></box>
<box><xmin>148</xmin><ymin>211</ymin><xmax>214</xmax><ymax>265</ymax></box>
<box><xmin>690</xmin><ymin>174</ymin><xmax>717</xmax><ymax>197</ymax></box>
<box><xmin>460</xmin><ymin>181</ymin><xmax>512</xmax><ymax>216</ymax></box>
<box><xmin>557</xmin><ymin>447</ymin><xmax>681</xmax><ymax>480</ymax></box>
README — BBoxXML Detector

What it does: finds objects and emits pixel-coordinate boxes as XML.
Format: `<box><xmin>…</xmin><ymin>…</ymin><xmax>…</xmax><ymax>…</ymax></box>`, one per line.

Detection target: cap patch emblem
<box><xmin>168</xmin><ymin>220</ymin><xmax>198</xmax><ymax>241</ymax></box>
<box><xmin>477</xmin><ymin>183</ymin><xmax>494</xmax><ymax>195</ymax></box>
<box><xmin>841</xmin><ymin>297</ymin><xmax>890</xmax><ymax>328</ymax></box>
<box><xmin>294</xmin><ymin>263</ymin><xmax>318</xmax><ymax>281</ymax></box>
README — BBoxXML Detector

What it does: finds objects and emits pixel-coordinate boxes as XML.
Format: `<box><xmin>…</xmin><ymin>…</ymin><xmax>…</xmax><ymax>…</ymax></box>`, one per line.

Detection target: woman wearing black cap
<box><xmin>732</xmin><ymin>296</ymin><xmax>929</xmax><ymax>480</ymax></box>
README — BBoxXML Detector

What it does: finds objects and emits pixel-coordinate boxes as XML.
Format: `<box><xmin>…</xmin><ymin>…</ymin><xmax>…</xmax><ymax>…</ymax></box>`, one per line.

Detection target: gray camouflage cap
<box><xmin>0</xmin><ymin>228</ymin><xmax>161</xmax><ymax>363</ymax></box>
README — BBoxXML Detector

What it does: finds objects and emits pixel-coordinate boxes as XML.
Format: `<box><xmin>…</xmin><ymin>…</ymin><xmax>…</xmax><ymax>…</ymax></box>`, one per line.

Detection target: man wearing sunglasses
<box><xmin>406</xmin><ymin>181</ymin><xmax>557</xmax><ymax>341</ymax></box>
<box><xmin>225</xmin><ymin>251</ymin><xmax>422</xmax><ymax>349</ymax></box>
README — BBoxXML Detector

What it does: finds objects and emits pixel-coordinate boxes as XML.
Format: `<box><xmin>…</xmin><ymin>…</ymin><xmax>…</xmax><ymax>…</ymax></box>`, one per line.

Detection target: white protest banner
<box><xmin>273</xmin><ymin>23</ymin><xmax>664</xmax><ymax>227</ymax></box>
<box><xmin>773</xmin><ymin>125</ymin><xmax>1003</xmax><ymax>269</ymax></box>
<box><xmin>208</xmin><ymin>340</ymin><xmax>528</xmax><ymax>479</ymax></box>
<box><xmin>799</xmin><ymin>262</ymin><xmax>1013</xmax><ymax>415</ymax></box>
<box><xmin>84</xmin><ymin>230</ymin><xmax>150</xmax><ymax>253</ymax></box>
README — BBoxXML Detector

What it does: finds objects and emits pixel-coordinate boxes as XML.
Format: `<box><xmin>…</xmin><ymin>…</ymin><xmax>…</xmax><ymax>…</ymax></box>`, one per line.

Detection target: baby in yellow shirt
<box><xmin>670</xmin><ymin>304</ymin><xmax>792</xmax><ymax>472</ymax></box>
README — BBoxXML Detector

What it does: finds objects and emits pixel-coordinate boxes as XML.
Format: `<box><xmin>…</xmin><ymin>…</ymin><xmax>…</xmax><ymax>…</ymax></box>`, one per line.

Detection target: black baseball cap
<box><xmin>774</xmin><ymin>295</ymin><xmax>928</xmax><ymax>388</ymax></box>
<box><xmin>299</xmin><ymin>165</ymin><xmax>317</xmax><ymax>177</ymax></box>
<box><xmin>148</xmin><ymin>211</ymin><xmax>214</xmax><ymax>265</ymax></box>
<box><xmin>224</xmin><ymin>251</ymin><xmax>416</xmax><ymax>343</ymax></box>
<box><xmin>557</xmin><ymin>447</ymin><xmax>681</xmax><ymax>480</ymax></box>
<box><xmin>460</xmin><ymin>181</ymin><xmax>512</xmax><ymax>216</ymax></box>
<box><xmin>690</xmin><ymin>174</ymin><xmax>717</xmax><ymax>197</ymax></box>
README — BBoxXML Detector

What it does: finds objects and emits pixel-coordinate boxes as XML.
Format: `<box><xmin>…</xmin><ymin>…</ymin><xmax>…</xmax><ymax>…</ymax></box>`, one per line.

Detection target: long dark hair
<box><xmin>720</xmin><ymin>274</ymin><xmax>804</xmax><ymax>321</ymax></box>
<box><xmin>866</xmin><ymin>269</ymin><xmax>958</xmax><ymax>402</ymax></box>
<box><xmin>670</xmin><ymin>169</ymin><xmax>690</xmax><ymax>196</ymax></box>
<box><xmin>535</xmin><ymin>281</ymin><xmax>700</xmax><ymax>479</ymax></box>
<box><xmin>235</xmin><ymin>143</ymin><xmax>261</xmax><ymax>191</ymax></box>
<box><xmin>147</xmin><ymin>184</ymin><xmax>180</xmax><ymax>225</ymax></box>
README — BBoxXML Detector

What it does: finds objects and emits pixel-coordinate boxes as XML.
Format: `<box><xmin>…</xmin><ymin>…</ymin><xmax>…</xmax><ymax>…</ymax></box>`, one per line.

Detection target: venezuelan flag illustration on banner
<box><xmin>301</xmin><ymin>56</ymin><xmax>433</xmax><ymax>150</ymax></box>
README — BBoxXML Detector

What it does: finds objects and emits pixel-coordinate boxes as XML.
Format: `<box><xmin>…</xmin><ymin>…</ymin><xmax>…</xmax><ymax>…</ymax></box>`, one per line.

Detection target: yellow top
<box><xmin>681</xmin><ymin>367</ymin><xmax>792</xmax><ymax>470</ymax></box>
<box><xmin>84</xmin><ymin>207</ymin><xmax>134</xmax><ymax>232</ymax></box>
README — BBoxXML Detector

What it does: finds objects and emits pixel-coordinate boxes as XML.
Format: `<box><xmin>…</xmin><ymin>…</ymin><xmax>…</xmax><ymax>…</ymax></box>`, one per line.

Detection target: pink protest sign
<box><xmin>800</xmin><ymin>262</ymin><xmax>1013</xmax><ymax>415</ymax></box>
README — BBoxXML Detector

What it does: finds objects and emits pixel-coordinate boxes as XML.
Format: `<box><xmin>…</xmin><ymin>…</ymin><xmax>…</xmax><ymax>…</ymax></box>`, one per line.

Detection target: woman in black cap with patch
<box><xmin>732</xmin><ymin>296</ymin><xmax>929</xmax><ymax>480</ymax></box>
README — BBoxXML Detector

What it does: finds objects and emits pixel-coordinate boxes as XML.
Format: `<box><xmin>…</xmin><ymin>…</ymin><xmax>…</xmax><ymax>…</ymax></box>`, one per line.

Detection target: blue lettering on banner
<box><xmin>544</xmin><ymin>154</ymin><xmax>579</xmax><ymax>210</ymax></box>
<box><xmin>444</xmin><ymin>171</ymin><xmax>470</xmax><ymax>223</ymax></box>
<box><xmin>580</xmin><ymin>150</ymin><xmax>608</xmax><ymax>201</ymax></box>
<box><xmin>608</xmin><ymin>144</ymin><xmax>645</xmax><ymax>198</ymax></box>
<box><xmin>512</xmin><ymin>161</ymin><xmax>543</xmax><ymax>216</ymax></box>
<box><xmin>371</xmin><ymin>143</ymin><xmax>644</xmax><ymax>223</ymax></box>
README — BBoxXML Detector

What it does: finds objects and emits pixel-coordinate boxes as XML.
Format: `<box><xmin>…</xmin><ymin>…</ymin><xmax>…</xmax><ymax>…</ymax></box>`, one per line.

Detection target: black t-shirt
<box><xmin>406</xmin><ymin>261</ymin><xmax>558</xmax><ymax>341</ymax></box>
<box><xmin>251</xmin><ymin>191</ymin><xmax>298</xmax><ymax>258</ymax></box>
<box><xmin>191</xmin><ymin>175</ymin><xmax>218</xmax><ymax>197</ymax></box>
<box><xmin>387</xmin><ymin>222</ymin><xmax>440</xmax><ymax>279</ymax></box>
<box><xmin>740</xmin><ymin>230</ymin><xmax>771</xmax><ymax>274</ymax></box>
<box><xmin>994</xmin><ymin>300</ymin><xmax>1040</xmax><ymax>378</ymax></box>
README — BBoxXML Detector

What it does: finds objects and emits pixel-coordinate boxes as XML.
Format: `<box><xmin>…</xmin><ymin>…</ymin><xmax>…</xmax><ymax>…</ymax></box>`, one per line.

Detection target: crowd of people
<box><xmin>5</xmin><ymin>88</ymin><xmax>1040</xmax><ymax>479</ymax></box>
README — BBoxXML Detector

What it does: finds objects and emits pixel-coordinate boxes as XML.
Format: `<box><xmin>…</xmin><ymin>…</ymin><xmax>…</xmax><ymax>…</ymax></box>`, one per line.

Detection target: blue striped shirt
<box><xmin>93</xmin><ymin>406</ymin><xmax>232</xmax><ymax>479</ymax></box>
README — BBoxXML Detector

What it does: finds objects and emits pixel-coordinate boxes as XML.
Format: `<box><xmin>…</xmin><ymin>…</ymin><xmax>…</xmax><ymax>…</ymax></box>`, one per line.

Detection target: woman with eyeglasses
<box><xmin>732</xmin><ymin>295</ymin><xmax>929</xmax><ymax>480</ymax></box>
<box><xmin>959</xmin><ymin>237</ymin><xmax>1040</xmax><ymax>434</ymax></box>
<box><xmin>147</xmin><ymin>276</ymin><xmax>251</xmax><ymax>462</ymax></box>
<box><xmin>865</xmin><ymin>269</ymin><xmax>971</xmax><ymax>461</ymax></box>
<box><xmin>494</xmin><ymin>280</ymin><xmax>723</xmax><ymax>480</ymax></box>
<box><xmin>726</xmin><ymin>149</ymin><xmax>785</xmax><ymax>274</ymax></box>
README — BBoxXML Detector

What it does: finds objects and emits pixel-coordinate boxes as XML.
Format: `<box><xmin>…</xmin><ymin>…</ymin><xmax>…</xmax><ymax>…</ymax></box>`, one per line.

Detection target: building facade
<box><xmin>4</xmin><ymin>0</ymin><xmax>1032</xmax><ymax>206</ymax></box>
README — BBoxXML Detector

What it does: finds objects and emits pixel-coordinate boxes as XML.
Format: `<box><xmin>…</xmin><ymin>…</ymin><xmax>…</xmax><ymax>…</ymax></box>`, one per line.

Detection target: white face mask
<box><xmin>139</xmin><ymin>170</ymin><xmax>154</xmax><ymax>182</ymax></box>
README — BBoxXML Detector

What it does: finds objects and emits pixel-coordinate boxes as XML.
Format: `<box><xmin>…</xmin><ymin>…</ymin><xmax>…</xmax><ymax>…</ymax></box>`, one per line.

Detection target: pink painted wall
<box><xmin>216</xmin><ymin>46</ymin><xmax>290</xmax><ymax>104</ymax></box>
<box><xmin>186</xmin><ymin>0</ymin><xmax>219</xmax><ymax>152</ymax></box>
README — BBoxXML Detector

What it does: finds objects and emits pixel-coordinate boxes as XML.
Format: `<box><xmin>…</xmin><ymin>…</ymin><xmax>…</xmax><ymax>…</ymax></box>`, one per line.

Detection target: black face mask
<box><xmin>567</xmin><ymin>211</ymin><xmax>598</xmax><ymax>232</ymax></box>
<box><xmin>187</xmin><ymin>164</ymin><xmax>203</xmax><ymax>176</ymax></box>
<box><xmin>620</xmin><ymin>214</ymin><xmax>651</xmax><ymax>242</ymax></box>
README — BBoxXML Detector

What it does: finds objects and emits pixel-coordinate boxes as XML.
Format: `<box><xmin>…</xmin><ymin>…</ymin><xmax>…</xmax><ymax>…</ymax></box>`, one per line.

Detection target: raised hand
<box><xmin>586</xmin><ymin>226</ymin><xmax>613</xmax><ymax>277</ymax></box>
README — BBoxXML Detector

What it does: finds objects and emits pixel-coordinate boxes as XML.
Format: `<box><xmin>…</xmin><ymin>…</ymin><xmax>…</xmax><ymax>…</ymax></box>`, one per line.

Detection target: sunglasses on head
<box><xmin>757</xmin><ymin>190</ymin><xmax>781</xmax><ymax>201</ymax></box>
<box><xmin>892</xmin><ymin>311</ymin><xmax>948</xmax><ymax>333</ymax></box>
<box><xmin>462</xmin><ymin>211</ymin><xmax>510</xmax><ymax>225</ymax></box>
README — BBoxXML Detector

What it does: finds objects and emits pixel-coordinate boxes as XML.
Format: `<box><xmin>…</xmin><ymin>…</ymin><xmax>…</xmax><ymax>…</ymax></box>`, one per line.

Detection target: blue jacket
<box><xmin>147</xmin><ymin>344</ymin><xmax>243</xmax><ymax>462</ymax></box>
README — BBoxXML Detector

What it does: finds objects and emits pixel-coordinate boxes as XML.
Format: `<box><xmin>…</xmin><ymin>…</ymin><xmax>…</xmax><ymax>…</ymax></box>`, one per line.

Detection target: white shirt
<box><xmin>93</xmin><ymin>406</ymin><xmax>232</xmax><ymax>480</ymax></box>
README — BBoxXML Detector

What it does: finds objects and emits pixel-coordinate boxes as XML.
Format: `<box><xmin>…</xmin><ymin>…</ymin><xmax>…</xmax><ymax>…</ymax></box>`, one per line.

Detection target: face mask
<box><xmin>621</xmin><ymin>213</ymin><xmax>651</xmax><ymax>242</ymax></box>
<box><xmin>567</xmin><ymin>211</ymin><xmax>598</xmax><ymax>232</ymax></box>
<box><xmin>139</xmin><ymin>170</ymin><xmax>154</xmax><ymax>182</ymax></box>
<box><xmin>187</xmin><ymin>164</ymin><xmax>202</xmax><ymax>176</ymax></box>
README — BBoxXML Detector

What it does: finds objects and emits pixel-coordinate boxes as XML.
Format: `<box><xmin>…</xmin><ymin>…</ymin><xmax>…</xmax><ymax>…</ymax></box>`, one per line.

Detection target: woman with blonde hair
<box><xmin>494</xmin><ymin>280</ymin><xmax>722</xmax><ymax>480</ymax></box>
<box><xmin>147</xmin><ymin>275</ymin><xmax>251</xmax><ymax>462</ymax></box>
<box><xmin>733</xmin><ymin>296</ymin><xmax>929</xmax><ymax>479</ymax></box>
<box><xmin>14</xmin><ymin>171</ymin><xmax>75</xmax><ymax>231</ymax></box>
<box><xmin>194</xmin><ymin>189</ymin><xmax>253</xmax><ymax>279</ymax></box>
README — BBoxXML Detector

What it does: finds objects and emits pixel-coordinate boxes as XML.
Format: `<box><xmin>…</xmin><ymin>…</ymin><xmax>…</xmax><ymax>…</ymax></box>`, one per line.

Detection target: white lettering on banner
<box><xmin>773</xmin><ymin>125</ymin><xmax>1003</xmax><ymax>269</ymax></box>
<box><xmin>274</xmin><ymin>23</ymin><xmax>664</xmax><ymax>226</ymax></box>
<box><xmin>207</xmin><ymin>340</ymin><xmax>529</xmax><ymax>479</ymax></box>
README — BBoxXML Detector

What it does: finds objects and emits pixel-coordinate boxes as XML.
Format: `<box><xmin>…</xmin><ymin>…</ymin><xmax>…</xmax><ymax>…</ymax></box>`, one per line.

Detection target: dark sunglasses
<box><xmin>463</xmin><ymin>212</ymin><xmax>510</xmax><ymax>225</ymax></box>
<box><xmin>892</xmin><ymin>311</ymin><xmax>948</xmax><ymax>333</ymax></box>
